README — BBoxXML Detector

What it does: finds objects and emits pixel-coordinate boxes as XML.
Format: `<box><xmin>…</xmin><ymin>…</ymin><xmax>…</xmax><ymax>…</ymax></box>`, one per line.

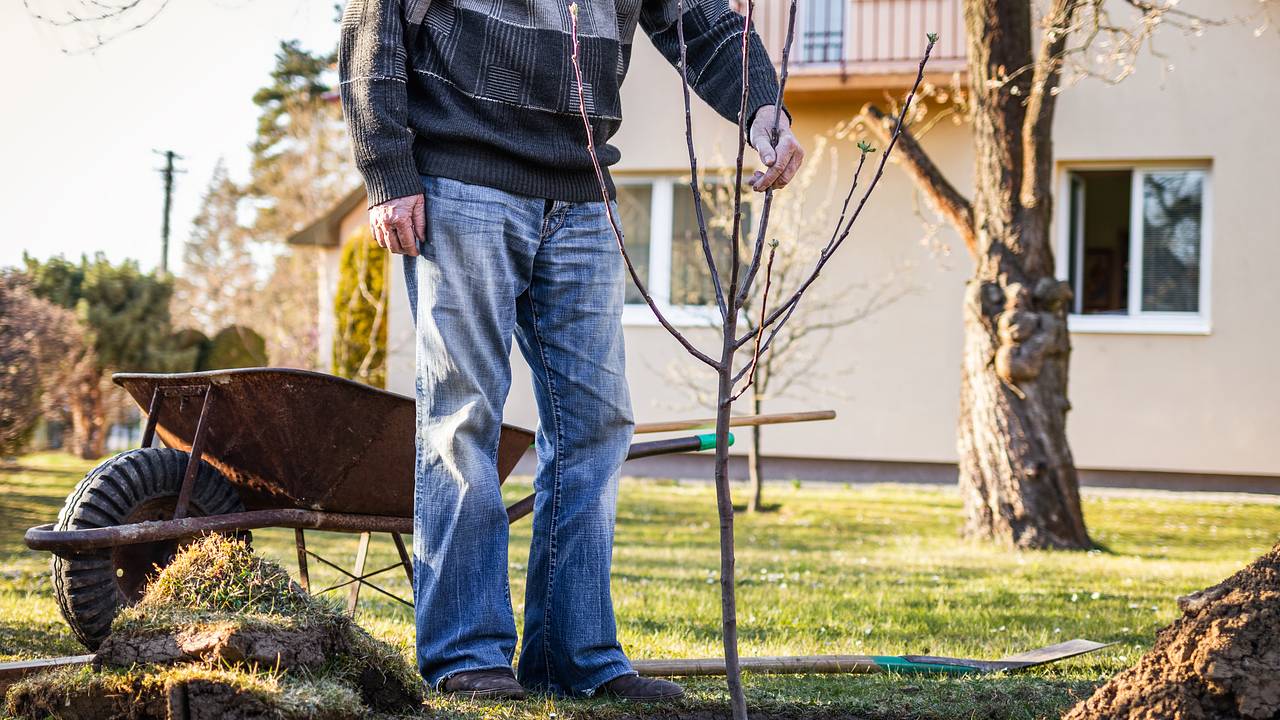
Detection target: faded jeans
<box><xmin>402</xmin><ymin>175</ymin><xmax>636</xmax><ymax>696</ymax></box>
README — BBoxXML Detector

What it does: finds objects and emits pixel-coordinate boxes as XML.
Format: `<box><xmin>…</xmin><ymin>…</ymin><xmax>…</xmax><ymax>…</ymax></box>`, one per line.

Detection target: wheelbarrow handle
<box><xmin>633</xmin><ymin>409</ymin><xmax>835</xmax><ymax>435</ymax></box>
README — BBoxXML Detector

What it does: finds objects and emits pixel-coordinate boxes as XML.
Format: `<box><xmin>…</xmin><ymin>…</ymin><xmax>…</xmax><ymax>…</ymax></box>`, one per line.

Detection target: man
<box><xmin>338</xmin><ymin>0</ymin><xmax>803</xmax><ymax>702</ymax></box>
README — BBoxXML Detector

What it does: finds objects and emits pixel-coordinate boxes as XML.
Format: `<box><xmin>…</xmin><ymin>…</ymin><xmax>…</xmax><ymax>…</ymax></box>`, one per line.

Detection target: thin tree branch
<box><xmin>726</xmin><ymin>0</ymin><xmax>758</xmax><ymax>317</ymax></box>
<box><xmin>568</xmin><ymin>5</ymin><xmax>718</xmax><ymax>369</ymax></box>
<box><xmin>824</xmin><ymin>150</ymin><xmax>868</xmax><ymax>258</ymax></box>
<box><xmin>23</xmin><ymin>0</ymin><xmax>172</xmax><ymax>53</ymax></box>
<box><xmin>735</xmin><ymin>37</ymin><xmax>937</xmax><ymax>351</ymax></box>
<box><xmin>676</xmin><ymin>0</ymin><xmax>728</xmax><ymax>321</ymax></box>
<box><xmin>729</xmin><ymin>242</ymin><xmax>776</xmax><ymax>402</ymax></box>
<box><xmin>737</xmin><ymin>0</ymin><xmax>797</xmax><ymax>306</ymax></box>
<box><xmin>864</xmin><ymin>104</ymin><xmax>977</xmax><ymax>257</ymax></box>
<box><xmin>1021</xmin><ymin>0</ymin><xmax>1081</xmax><ymax>210</ymax></box>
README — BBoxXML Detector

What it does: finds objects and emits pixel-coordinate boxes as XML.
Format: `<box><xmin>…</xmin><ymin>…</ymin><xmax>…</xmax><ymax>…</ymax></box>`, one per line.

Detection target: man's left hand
<box><xmin>748</xmin><ymin>105</ymin><xmax>804</xmax><ymax>192</ymax></box>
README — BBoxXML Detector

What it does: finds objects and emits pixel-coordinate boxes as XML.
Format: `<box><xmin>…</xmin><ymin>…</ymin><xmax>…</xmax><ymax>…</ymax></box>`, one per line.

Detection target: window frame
<box><xmin>616</xmin><ymin>174</ymin><xmax>730</xmax><ymax>328</ymax></box>
<box><xmin>1054</xmin><ymin>161</ymin><xmax>1213</xmax><ymax>335</ymax></box>
<box><xmin>797</xmin><ymin>0</ymin><xmax>846</xmax><ymax>65</ymax></box>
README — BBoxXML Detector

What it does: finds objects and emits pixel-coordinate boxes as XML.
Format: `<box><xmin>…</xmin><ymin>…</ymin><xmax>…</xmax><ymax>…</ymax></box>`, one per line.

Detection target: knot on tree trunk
<box><xmin>975</xmin><ymin>277</ymin><xmax>1071</xmax><ymax>384</ymax></box>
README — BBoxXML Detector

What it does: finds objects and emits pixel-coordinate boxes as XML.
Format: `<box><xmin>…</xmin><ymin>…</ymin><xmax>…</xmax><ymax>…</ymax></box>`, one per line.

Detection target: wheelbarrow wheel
<box><xmin>50</xmin><ymin>447</ymin><xmax>246</xmax><ymax>650</ymax></box>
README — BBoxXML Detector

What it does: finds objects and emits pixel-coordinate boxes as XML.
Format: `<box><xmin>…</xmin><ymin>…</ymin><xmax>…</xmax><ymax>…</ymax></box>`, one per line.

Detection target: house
<box><xmin>290</xmin><ymin>0</ymin><xmax>1280</xmax><ymax>490</ymax></box>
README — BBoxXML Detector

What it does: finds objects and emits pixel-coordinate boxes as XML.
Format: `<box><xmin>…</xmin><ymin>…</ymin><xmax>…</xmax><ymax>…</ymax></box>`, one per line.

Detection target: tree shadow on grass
<box><xmin>733</xmin><ymin>503</ymin><xmax>783</xmax><ymax>513</ymax></box>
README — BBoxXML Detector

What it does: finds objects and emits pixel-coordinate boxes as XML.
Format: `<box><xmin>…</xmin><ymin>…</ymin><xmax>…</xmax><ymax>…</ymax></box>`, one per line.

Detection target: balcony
<box><xmin>753</xmin><ymin>0</ymin><xmax>967</xmax><ymax>94</ymax></box>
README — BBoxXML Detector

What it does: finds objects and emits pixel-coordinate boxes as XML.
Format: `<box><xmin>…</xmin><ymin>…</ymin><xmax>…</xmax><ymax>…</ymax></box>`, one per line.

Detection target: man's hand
<box><xmin>370</xmin><ymin>194</ymin><xmax>426</xmax><ymax>256</ymax></box>
<box><xmin>748</xmin><ymin>105</ymin><xmax>804</xmax><ymax>192</ymax></box>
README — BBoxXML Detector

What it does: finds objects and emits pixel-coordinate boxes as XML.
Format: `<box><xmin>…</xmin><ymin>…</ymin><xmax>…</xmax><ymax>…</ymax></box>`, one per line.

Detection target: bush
<box><xmin>332</xmin><ymin>227</ymin><xmax>388</xmax><ymax>388</ymax></box>
<box><xmin>203</xmin><ymin>326</ymin><xmax>268</xmax><ymax>370</ymax></box>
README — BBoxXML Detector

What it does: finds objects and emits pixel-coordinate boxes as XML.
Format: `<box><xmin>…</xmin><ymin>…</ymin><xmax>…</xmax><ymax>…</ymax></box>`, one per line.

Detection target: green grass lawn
<box><xmin>2</xmin><ymin>452</ymin><xmax>1276</xmax><ymax>719</ymax></box>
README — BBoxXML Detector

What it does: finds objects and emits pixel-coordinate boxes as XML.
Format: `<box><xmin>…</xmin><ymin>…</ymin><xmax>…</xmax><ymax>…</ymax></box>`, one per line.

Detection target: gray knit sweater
<box><xmin>339</xmin><ymin>0</ymin><xmax>782</xmax><ymax>205</ymax></box>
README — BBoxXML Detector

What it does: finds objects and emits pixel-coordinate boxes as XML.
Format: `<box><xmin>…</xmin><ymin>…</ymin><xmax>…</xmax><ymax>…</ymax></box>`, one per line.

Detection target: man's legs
<box><xmin>404</xmin><ymin>175</ymin><xmax>541</xmax><ymax>689</ymax></box>
<box><xmin>513</xmin><ymin>199</ymin><xmax>636</xmax><ymax>695</ymax></box>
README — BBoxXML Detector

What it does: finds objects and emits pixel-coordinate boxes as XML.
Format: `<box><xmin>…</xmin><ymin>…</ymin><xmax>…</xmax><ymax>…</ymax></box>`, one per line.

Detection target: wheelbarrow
<box><xmin>24</xmin><ymin>367</ymin><xmax>835</xmax><ymax>651</ymax></box>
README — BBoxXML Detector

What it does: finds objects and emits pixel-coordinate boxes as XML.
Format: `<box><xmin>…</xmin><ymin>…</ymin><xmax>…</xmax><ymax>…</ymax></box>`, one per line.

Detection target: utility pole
<box><xmin>154</xmin><ymin>149</ymin><xmax>184</xmax><ymax>276</ymax></box>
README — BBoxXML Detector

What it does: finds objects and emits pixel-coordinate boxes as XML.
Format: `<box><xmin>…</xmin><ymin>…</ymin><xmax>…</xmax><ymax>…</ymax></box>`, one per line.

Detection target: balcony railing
<box><xmin>755</xmin><ymin>0</ymin><xmax>966</xmax><ymax>77</ymax></box>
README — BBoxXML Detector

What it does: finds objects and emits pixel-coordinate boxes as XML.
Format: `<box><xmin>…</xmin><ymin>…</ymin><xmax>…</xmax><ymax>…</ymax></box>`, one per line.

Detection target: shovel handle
<box><xmin>634</xmin><ymin>409</ymin><xmax>835</xmax><ymax>435</ymax></box>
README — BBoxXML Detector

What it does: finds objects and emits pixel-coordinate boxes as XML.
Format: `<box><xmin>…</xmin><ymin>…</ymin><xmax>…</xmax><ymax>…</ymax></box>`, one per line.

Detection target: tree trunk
<box><xmin>746</xmin><ymin>388</ymin><xmax>764</xmax><ymax>512</ymax></box>
<box><xmin>956</xmin><ymin>271</ymin><xmax>1089</xmax><ymax>549</ymax></box>
<box><xmin>955</xmin><ymin>0</ymin><xmax>1090</xmax><ymax>549</ymax></box>
<box><xmin>714</xmin><ymin>338</ymin><xmax>747</xmax><ymax>720</ymax></box>
<box><xmin>69</xmin><ymin>369</ymin><xmax>106</xmax><ymax>460</ymax></box>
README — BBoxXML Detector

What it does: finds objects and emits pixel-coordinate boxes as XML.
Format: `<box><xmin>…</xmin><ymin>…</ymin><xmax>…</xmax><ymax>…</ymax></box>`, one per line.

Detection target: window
<box><xmin>615</xmin><ymin>177</ymin><xmax>751</xmax><ymax>325</ymax></box>
<box><xmin>800</xmin><ymin>0</ymin><xmax>844</xmax><ymax>63</ymax></box>
<box><xmin>1059</xmin><ymin>165</ymin><xmax>1210</xmax><ymax>333</ymax></box>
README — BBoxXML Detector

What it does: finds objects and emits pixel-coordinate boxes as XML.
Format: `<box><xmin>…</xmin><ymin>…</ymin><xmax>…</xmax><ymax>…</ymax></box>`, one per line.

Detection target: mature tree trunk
<box><xmin>955</xmin><ymin>0</ymin><xmax>1089</xmax><ymax>549</ymax></box>
<box><xmin>957</xmin><ymin>264</ymin><xmax>1087</xmax><ymax>548</ymax></box>
<box><xmin>869</xmin><ymin>0</ymin><xmax>1090</xmax><ymax>549</ymax></box>
<box><xmin>746</xmin><ymin>387</ymin><xmax>765</xmax><ymax>512</ymax></box>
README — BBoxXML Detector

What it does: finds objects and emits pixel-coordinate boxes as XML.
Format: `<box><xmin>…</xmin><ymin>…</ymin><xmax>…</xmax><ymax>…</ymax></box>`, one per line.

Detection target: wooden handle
<box><xmin>634</xmin><ymin>409</ymin><xmax>836</xmax><ymax>435</ymax></box>
<box><xmin>632</xmin><ymin>654</ymin><xmax>879</xmax><ymax>677</ymax></box>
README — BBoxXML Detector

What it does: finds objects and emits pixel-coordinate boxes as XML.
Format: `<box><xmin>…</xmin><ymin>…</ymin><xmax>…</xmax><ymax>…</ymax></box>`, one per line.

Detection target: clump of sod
<box><xmin>134</xmin><ymin>530</ymin><xmax>314</xmax><ymax>615</ymax></box>
<box><xmin>6</xmin><ymin>664</ymin><xmax>362</xmax><ymax>720</ymax></box>
<box><xmin>6</xmin><ymin>535</ymin><xmax>421</xmax><ymax>720</ymax></box>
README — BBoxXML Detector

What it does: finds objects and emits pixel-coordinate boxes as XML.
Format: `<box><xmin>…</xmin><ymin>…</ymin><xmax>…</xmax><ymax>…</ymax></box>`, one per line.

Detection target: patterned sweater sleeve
<box><xmin>339</xmin><ymin>0</ymin><xmax>424</xmax><ymax>208</ymax></box>
<box><xmin>639</xmin><ymin>0</ymin><xmax>784</xmax><ymax>132</ymax></box>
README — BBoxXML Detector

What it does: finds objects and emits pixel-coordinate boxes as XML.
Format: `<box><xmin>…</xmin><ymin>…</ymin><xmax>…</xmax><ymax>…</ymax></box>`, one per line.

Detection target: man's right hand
<box><xmin>370</xmin><ymin>194</ymin><xmax>426</xmax><ymax>256</ymax></box>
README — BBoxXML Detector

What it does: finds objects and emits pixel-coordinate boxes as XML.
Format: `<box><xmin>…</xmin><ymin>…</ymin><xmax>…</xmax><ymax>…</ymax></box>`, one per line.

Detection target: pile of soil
<box><xmin>6</xmin><ymin>535</ymin><xmax>421</xmax><ymax>720</ymax></box>
<box><xmin>1064</xmin><ymin>541</ymin><xmax>1280</xmax><ymax>720</ymax></box>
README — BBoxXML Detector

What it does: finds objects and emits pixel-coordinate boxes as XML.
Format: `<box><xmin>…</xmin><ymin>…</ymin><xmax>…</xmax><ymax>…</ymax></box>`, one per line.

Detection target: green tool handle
<box><xmin>626</xmin><ymin>432</ymin><xmax>735</xmax><ymax>460</ymax></box>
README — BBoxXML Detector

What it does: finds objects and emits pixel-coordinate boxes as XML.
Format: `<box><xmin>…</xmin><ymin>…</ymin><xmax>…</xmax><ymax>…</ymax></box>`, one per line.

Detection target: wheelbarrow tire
<box><xmin>51</xmin><ymin>447</ymin><xmax>246</xmax><ymax>651</ymax></box>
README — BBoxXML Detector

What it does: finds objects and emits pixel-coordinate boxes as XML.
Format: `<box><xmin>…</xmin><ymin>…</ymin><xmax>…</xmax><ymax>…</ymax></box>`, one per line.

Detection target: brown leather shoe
<box><xmin>601</xmin><ymin>673</ymin><xmax>685</xmax><ymax>701</ymax></box>
<box><xmin>440</xmin><ymin>668</ymin><xmax>527</xmax><ymax>699</ymax></box>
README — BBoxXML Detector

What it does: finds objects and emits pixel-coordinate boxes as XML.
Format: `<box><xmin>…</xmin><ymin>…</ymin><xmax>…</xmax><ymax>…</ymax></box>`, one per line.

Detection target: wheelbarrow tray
<box><xmin>113</xmin><ymin>368</ymin><xmax>533</xmax><ymax>519</ymax></box>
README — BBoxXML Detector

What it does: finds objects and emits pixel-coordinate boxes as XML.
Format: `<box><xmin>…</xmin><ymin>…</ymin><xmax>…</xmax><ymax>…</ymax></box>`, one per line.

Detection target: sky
<box><xmin>0</xmin><ymin>0</ymin><xmax>341</xmax><ymax>273</ymax></box>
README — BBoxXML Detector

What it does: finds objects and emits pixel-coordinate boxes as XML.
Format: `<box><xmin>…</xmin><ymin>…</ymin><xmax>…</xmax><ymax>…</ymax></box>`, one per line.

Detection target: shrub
<box><xmin>331</xmin><ymin>227</ymin><xmax>388</xmax><ymax>388</ymax></box>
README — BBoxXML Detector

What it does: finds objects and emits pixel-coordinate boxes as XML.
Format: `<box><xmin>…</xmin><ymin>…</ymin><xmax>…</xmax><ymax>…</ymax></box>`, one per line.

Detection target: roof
<box><xmin>286</xmin><ymin>186</ymin><xmax>368</xmax><ymax>247</ymax></box>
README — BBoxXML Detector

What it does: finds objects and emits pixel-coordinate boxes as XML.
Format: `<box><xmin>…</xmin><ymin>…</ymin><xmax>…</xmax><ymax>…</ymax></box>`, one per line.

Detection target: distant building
<box><xmin>291</xmin><ymin>0</ymin><xmax>1280</xmax><ymax>490</ymax></box>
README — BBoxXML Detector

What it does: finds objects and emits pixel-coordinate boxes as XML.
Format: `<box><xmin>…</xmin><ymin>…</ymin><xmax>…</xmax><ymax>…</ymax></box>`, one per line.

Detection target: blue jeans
<box><xmin>402</xmin><ymin>175</ymin><xmax>636</xmax><ymax>696</ymax></box>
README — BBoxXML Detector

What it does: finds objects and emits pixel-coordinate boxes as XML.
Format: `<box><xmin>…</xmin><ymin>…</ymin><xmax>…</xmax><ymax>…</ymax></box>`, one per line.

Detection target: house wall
<box><xmin>314</xmin><ymin>245</ymin><xmax>342</xmax><ymax>376</ymax></box>
<box><xmin>371</xmin><ymin>4</ymin><xmax>1280</xmax><ymax>479</ymax></box>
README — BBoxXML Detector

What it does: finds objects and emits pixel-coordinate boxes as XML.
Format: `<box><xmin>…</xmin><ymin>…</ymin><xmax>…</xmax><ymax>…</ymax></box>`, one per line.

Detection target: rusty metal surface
<box><xmin>25</xmin><ymin>509</ymin><xmax>415</xmax><ymax>552</ymax></box>
<box><xmin>113</xmin><ymin>368</ymin><xmax>535</xmax><ymax>518</ymax></box>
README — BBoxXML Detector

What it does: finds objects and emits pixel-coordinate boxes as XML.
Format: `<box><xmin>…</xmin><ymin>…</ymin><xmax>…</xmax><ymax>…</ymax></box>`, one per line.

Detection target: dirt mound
<box><xmin>6</xmin><ymin>535</ymin><xmax>421</xmax><ymax>719</ymax></box>
<box><xmin>1064</xmin><ymin>542</ymin><xmax>1280</xmax><ymax>720</ymax></box>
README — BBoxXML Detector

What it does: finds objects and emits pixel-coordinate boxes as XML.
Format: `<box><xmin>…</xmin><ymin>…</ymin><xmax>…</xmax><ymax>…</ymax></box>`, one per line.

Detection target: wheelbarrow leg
<box><xmin>294</xmin><ymin>529</ymin><xmax>310</xmax><ymax>593</ymax></box>
<box><xmin>173</xmin><ymin>386</ymin><xmax>214</xmax><ymax>520</ymax></box>
<box><xmin>346</xmin><ymin>532</ymin><xmax>371</xmax><ymax>617</ymax></box>
<box><xmin>140</xmin><ymin>387</ymin><xmax>162</xmax><ymax>449</ymax></box>
<box><xmin>391</xmin><ymin>532</ymin><xmax>413</xmax><ymax>585</ymax></box>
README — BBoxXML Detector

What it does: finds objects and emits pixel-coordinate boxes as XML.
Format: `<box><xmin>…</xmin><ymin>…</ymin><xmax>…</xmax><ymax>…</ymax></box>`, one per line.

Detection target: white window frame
<box><xmin>617</xmin><ymin>175</ymin><xmax>727</xmax><ymax>328</ymax></box>
<box><xmin>1054</xmin><ymin>162</ymin><xmax>1213</xmax><ymax>335</ymax></box>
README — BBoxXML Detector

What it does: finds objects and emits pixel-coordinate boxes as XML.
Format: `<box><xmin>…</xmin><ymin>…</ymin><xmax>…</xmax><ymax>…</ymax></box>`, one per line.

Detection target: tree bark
<box><xmin>746</xmin><ymin>388</ymin><xmax>764</xmax><ymax>512</ymax></box>
<box><xmin>957</xmin><ymin>274</ymin><xmax>1088</xmax><ymax>548</ymax></box>
<box><xmin>715</xmin><ymin>314</ymin><xmax>746</xmax><ymax>720</ymax></box>
<box><xmin>955</xmin><ymin>0</ymin><xmax>1089</xmax><ymax>549</ymax></box>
